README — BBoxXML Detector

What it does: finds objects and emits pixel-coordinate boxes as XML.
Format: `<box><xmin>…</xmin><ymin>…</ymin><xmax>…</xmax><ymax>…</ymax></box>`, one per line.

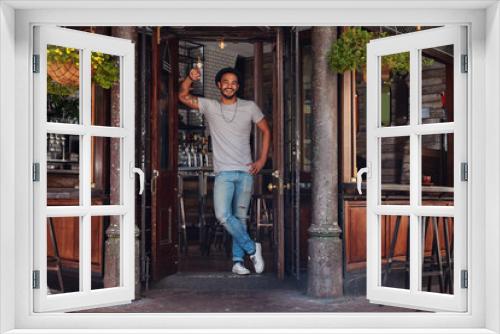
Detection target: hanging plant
<box><xmin>383</xmin><ymin>52</ymin><xmax>410</xmax><ymax>76</ymax></box>
<box><xmin>91</xmin><ymin>52</ymin><xmax>120</xmax><ymax>89</ymax></box>
<box><xmin>328</xmin><ymin>27</ymin><xmax>434</xmax><ymax>79</ymax></box>
<box><xmin>385</xmin><ymin>52</ymin><xmax>435</xmax><ymax>76</ymax></box>
<box><xmin>327</xmin><ymin>27</ymin><xmax>372</xmax><ymax>73</ymax></box>
<box><xmin>47</xmin><ymin>46</ymin><xmax>120</xmax><ymax>96</ymax></box>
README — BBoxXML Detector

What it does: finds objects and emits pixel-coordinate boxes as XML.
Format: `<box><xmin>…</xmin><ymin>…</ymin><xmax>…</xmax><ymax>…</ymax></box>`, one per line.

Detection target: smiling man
<box><xmin>178</xmin><ymin>66</ymin><xmax>271</xmax><ymax>275</ymax></box>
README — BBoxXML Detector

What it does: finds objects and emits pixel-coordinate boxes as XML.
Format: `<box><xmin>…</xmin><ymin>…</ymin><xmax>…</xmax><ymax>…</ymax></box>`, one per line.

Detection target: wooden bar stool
<box><xmin>422</xmin><ymin>216</ymin><xmax>453</xmax><ymax>294</ymax></box>
<box><xmin>251</xmin><ymin>194</ymin><xmax>273</xmax><ymax>248</ymax></box>
<box><xmin>47</xmin><ymin>217</ymin><xmax>64</xmax><ymax>293</ymax></box>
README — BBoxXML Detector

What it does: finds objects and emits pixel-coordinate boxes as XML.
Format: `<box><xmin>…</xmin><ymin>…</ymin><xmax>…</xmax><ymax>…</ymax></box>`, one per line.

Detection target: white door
<box><xmin>33</xmin><ymin>26</ymin><xmax>140</xmax><ymax>312</ymax></box>
<box><xmin>365</xmin><ymin>26</ymin><xmax>467</xmax><ymax>312</ymax></box>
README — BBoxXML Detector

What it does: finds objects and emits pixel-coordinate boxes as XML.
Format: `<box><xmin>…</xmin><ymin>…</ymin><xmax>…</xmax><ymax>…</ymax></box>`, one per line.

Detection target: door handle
<box><xmin>151</xmin><ymin>169</ymin><xmax>159</xmax><ymax>194</ymax></box>
<box><xmin>356</xmin><ymin>164</ymin><xmax>371</xmax><ymax>195</ymax></box>
<box><xmin>267</xmin><ymin>182</ymin><xmax>291</xmax><ymax>192</ymax></box>
<box><xmin>130</xmin><ymin>162</ymin><xmax>145</xmax><ymax>195</ymax></box>
<box><xmin>267</xmin><ymin>182</ymin><xmax>277</xmax><ymax>192</ymax></box>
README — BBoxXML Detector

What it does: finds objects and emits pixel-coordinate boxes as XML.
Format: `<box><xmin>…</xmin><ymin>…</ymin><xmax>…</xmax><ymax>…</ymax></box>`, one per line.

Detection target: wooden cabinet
<box><xmin>343</xmin><ymin>201</ymin><xmax>368</xmax><ymax>271</ymax></box>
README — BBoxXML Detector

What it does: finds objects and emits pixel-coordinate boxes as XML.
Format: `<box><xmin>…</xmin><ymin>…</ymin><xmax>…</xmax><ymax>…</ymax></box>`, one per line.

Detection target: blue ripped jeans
<box><xmin>213</xmin><ymin>171</ymin><xmax>256</xmax><ymax>263</ymax></box>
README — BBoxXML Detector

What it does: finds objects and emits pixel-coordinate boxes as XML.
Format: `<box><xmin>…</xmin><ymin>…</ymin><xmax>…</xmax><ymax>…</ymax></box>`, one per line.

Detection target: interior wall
<box><xmin>203</xmin><ymin>45</ymin><xmax>239</xmax><ymax>100</ymax></box>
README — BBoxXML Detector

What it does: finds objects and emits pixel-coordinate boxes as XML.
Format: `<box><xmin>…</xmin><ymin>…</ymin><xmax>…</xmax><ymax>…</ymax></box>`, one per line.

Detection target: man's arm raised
<box><xmin>178</xmin><ymin>68</ymin><xmax>201</xmax><ymax>110</ymax></box>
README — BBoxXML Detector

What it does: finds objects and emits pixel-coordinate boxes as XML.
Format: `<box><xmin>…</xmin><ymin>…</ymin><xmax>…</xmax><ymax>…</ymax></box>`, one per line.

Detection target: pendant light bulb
<box><xmin>219</xmin><ymin>38</ymin><xmax>225</xmax><ymax>50</ymax></box>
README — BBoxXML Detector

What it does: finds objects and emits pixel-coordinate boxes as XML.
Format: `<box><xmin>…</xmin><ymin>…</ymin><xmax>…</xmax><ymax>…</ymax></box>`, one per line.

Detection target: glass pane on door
<box><xmin>91</xmin><ymin>137</ymin><xmax>122</xmax><ymax>205</ymax></box>
<box><xmin>380</xmin><ymin>215</ymin><xmax>410</xmax><ymax>290</ymax></box>
<box><xmin>421</xmin><ymin>216</ymin><xmax>454</xmax><ymax>294</ymax></box>
<box><xmin>421</xmin><ymin>46</ymin><xmax>454</xmax><ymax>124</ymax></box>
<box><xmin>47</xmin><ymin>133</ymin><xmax>80</xmax><ymax>206</ymax></box>
<box><xmin>92</xmin><ymin>215</ymin><xmax>121</xmax><ymax>290</ymax></box>
<box><xmin>421</xmin><ymin>134</ymin><xmax>454</xmax><ymax>206</ymax></box>
<box><xmin>380</xmin><ymin>52</ymin><xmax>410</xmax><ymax>127</ymax></box>
<box><xmin>46</xmin><ymin>216</ymin><xmax>81</xmax><ymax>294</ymax></box>
<box><xmin>380</xmin><ymin>136</ymin><xmax>410</xmax><ymax>204</ymax></box>
<box><xmin>47</xmin><ymin>45</ymin><xmax>81</xmax><ymax>124</ymax></box>
<box><xmin>91</xmin><ymin>52</ymin><xmax>121</xmax><ymax>127</ymax></box>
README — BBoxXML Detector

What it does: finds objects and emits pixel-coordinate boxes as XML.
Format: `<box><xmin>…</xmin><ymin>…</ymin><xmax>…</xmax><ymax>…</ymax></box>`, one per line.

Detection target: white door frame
<box><xmin>0</xmin><ymin>2</ymin><xmax>498</xmax><ymax>333</ymax></box>
<box><xmin>366</xmin><ymin>26</ymin><xmax>468</xmax><ymax>312</ymax></box>
<box><xmin>32</xmin><ymin>26</ymin><xmax>136</xmax><ymax>312</ymax></box>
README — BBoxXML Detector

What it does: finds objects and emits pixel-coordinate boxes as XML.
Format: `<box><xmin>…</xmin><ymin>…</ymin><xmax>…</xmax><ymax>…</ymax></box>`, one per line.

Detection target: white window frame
<box><xmin>0</xmin><ymin>1</ymin><xmax>499</xmax><ymax>333</ymax></box>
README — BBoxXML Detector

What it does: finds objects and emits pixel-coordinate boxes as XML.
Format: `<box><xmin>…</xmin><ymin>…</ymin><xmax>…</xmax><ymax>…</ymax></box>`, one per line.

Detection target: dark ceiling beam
<box><xmin>164</xmin><ymin>26</ymin><xmax>276</xmax><ymax>42</ymax></box>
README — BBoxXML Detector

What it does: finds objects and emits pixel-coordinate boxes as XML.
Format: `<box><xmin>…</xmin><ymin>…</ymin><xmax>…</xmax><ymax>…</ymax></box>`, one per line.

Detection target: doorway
<box><xmin>146</xmin><ymin>27</ymin><xmax>286</xmax><ymax>282</ymax></box>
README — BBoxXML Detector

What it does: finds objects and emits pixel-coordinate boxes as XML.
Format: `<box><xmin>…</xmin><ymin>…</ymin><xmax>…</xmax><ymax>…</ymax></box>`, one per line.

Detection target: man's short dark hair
<box><xmin>215</xmin><ymin>67</ymin><xmax>241</xmax><ymax>85</ymax></box>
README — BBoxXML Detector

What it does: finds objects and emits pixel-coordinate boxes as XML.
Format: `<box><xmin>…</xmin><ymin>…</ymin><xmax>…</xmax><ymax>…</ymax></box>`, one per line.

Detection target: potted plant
<box><xmin>47</xmin><ymin>46</ymin><xmax>120</xmax><ymax>96</ymax></box>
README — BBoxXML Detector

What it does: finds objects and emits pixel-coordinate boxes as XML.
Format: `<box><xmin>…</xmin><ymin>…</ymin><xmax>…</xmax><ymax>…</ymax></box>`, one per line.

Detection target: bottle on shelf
<box><xmin>185</xmin><ymin>145</ymin><xmax>192</xmax><ymax>167</ymax></box>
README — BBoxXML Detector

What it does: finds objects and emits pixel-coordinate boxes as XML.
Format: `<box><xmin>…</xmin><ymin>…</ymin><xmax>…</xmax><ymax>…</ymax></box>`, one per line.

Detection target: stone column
<box><xmin>307</xmin><ymin>27</ymin><xmax>343</xmax><ymax>298</ymax></box>
<box><xmin>104</xmin><ymin>27</ymin><xmax>141</xmax><ymax>298</ymax></box>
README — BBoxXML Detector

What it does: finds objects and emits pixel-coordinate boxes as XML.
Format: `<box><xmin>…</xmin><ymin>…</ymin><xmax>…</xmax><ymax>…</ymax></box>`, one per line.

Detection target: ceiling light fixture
<box><xmin>219</xmin><ymin>38</ymin><xmax>225</xmax><ymax>50</ymax></box>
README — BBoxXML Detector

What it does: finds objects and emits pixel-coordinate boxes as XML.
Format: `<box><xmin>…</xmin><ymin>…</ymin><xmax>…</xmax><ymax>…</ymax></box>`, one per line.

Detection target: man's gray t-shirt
<box><xmin>198</xmin><ymin>97</ymin><xmax>264</xmax><ymax>174</ymax></box>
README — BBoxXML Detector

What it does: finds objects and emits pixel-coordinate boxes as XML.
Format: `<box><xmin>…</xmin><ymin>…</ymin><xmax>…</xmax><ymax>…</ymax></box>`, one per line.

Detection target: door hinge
<box><xmin>33</xmin><ymin>163</ymin><xmax>40</xmax><ymax>182</ymax></box>
<box><xmin>33</xmin><ymin>55</ymin><xmax>40</xmax><ymax>73</ymax></box>
<box><xmin>33</xmin><ymin>163</ymin><xmax>40</xmax><ymax>181</ymax></box>
<box><xmin>461</xmin><ymin>54</ymin><xmax>468</xmax><ymax>73</ymax></box>
<box><xmin>32</xmin><ymin>270</ymin><xmax>40</xmax><ymax>289</ymax></box>
<box><xmin>461</xmin><ymin>162</ymin><xmax>468</xmax><ymax>181</ymax></box>
<box><xmin>461</xmin><ymin>270</ymin><xmax>468</xmax><ymax>289</ymax></box>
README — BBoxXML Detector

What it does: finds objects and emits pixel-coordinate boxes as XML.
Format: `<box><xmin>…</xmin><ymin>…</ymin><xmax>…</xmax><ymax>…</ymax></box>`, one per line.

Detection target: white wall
<box><xmin>485</xmin><ymin>2</ymin><xmax>500</xmax><ymax>333</ymax></box>
<box><xmin>0</xmin><ymin>2</ymin><xmax>16</xmax><ymax>333</ymax></box>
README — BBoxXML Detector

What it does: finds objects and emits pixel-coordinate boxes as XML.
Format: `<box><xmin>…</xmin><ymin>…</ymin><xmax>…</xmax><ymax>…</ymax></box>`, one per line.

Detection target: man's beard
<box><xmin>221</xmin><ymin>89</ymin><xmax>236</xmax><ymax>99</ymax></box>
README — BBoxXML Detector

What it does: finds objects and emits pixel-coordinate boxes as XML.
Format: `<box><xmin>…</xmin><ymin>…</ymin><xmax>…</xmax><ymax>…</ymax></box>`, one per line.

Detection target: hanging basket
<box><xmin>47</xmin><ymin>61</ymin><xmax>79</xmax><ymax>87</ymax></box>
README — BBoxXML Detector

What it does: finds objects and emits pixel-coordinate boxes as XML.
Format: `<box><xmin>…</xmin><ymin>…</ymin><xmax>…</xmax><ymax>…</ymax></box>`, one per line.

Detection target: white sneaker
<box><xmin>232</xmin><ymin>262</ymin><xmax>250</xmax><ymax>275</ymax></box>
<box><xmin>250</xmin><ymin>242</ymin><xmax>265</xmax><ymax>274</ymax></box>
